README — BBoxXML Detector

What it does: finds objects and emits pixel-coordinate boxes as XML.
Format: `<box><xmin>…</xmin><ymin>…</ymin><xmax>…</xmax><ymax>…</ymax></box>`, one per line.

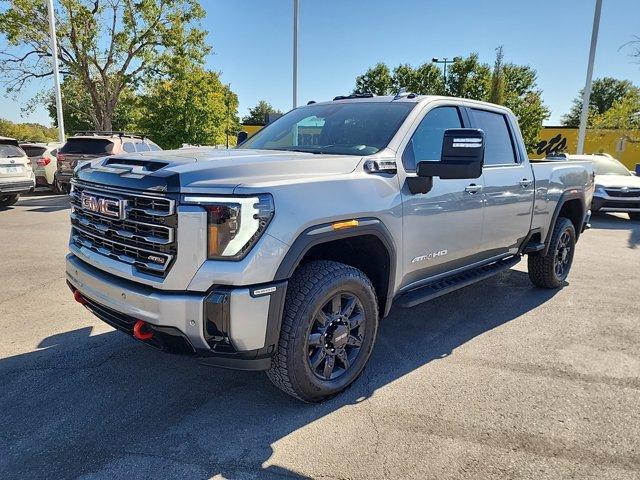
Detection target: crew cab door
<box><xmin>467</xmin><ymin>107</ymin><xmax>535</xmax><ymax>255</ymax></box>
<box><xmin>398</xmin><ymin>104</ymin><xmax>485</xmax><ymax>289</ymax></box>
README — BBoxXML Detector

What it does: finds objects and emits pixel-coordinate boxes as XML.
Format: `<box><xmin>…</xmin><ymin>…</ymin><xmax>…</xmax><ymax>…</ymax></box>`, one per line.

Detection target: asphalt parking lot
<box><xmin>0</xmin><ymin>192</ymin><xmax>639</xmax><ymax>480</ymax></box>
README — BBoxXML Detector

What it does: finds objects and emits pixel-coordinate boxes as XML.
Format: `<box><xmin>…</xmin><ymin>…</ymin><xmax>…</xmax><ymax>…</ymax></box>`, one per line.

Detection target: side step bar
<box><xmin>396</xmin><ymin>256</ymin><xmax>521</xmax><ymax>309</ymax></box>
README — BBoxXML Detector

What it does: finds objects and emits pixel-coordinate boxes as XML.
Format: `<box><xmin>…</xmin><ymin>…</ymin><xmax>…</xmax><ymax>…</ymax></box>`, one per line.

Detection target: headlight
<box><xmin>594</xmin><ymin>185</ymin><xmax>606</xmax><ymax>195</ymax></box>
<box><xmin>183</xmin><ymin>194</ymin><xmax>274</xmax><ymax>260</ymax></box>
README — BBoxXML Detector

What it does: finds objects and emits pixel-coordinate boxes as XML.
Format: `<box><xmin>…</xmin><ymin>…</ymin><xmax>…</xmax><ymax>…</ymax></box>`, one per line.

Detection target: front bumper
<box><xmin>592</xmin><ymin>194</ymin><xmax>640</xmax><ymax>213</ymax></box>
<box><xmin>0</xmin><ymin>178</ymin><xmax>35</xmax><ymax>194</ymax></box>
<box><xmin>66</xmin><ymin>254</ymin><xmax>286</xmax><ymax>370</ymax></box>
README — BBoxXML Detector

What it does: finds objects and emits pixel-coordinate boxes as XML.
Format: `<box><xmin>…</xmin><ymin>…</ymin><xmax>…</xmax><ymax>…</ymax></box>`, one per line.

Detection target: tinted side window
<box><xmin>123</xmin><ymin>142</ymin><xmax>136</xmax><ymax>153</ymax></box>
<box><xmin>470</xmin><ymin>109</ymin><xmax>516</xmax><ymax>166</ymax></box>
<box><xmin>403</xmin><ymin>107</ymin><xmax>462</xmax><ymax>171</ymax></box>
<box><xmin>136</xmin><ymin>142</ymin><xmax>150</xmax><ymax>152</ymax></box>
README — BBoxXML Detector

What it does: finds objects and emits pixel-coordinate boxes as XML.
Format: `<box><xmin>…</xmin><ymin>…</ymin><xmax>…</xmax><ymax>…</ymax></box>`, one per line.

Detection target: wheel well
<box><xmin>297</xmin><ymin>235</ymin><xmax>391</xmax><ymax>317</ymax></box>
<box><xmin>558</xmin><ymin>199</ymin><xmax>584</xmax><ymax>236</ymax></box>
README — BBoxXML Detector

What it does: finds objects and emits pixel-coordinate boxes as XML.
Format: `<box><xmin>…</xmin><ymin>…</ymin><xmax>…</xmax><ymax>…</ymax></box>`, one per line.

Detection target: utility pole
<box><xmin>432</xmin><ymin>57</ymin><xmax>460</xmax><ymax>94</ymax></box>
<box><xmin>292</xmin><ymin>0</ymin><xmax>299</xmax><ymax>109</ymax></box>
<box><xmin>46</xmin><ymin>0</ymin><xmax>65</xmax><ymax>143</ymax></box>
<box><xmin>577</xmin><ymin>0</ymin><xmax>602</xmax><ymax>155</ymax></box>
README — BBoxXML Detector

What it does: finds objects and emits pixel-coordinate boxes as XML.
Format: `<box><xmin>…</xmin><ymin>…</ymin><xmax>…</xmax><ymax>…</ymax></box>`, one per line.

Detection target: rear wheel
<box><xmin>267</xmin><ymin>260</ymin><xmax>379</xmax><ymax>402</ymax></box>
<box><xmin>528</xmin><ymin>217</ymin><xmax>576</xmax><ymax>289</ymax></box>
<box><xmin>629</xmin><ymin>212</ymin><xmax>640</xmax><ymax>221</ymax></box>
<box><xmin>0</xmin><ymin>194</ymin><xmax>19</xmax><ymax>208</ymax></box>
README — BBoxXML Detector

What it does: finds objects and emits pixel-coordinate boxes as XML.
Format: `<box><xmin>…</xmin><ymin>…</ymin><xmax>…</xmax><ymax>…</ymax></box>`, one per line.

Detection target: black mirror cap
<box><xmin>417</xmin><ymin>128</ymin><xmax>484</xmax><ymax>180</ymax></box>
<box><xmin>236</xmin><ymin>131</ymin><xmax>249</xmax><ymax>146</ymax></box>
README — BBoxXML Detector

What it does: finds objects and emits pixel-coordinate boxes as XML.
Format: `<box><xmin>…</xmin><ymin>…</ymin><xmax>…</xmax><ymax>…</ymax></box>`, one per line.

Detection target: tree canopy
<box><xmin>242</xmin><ymin>100</ymin><xmax>282</xmax><ymax>124</ymax></box>
<box><xmin>352</xmin><ymin>50</ymin><xmax>549</xmax><ymax>152</ymax></box>
<box><xmin>561</xmin><ymin>77</ymin><xmax>638</xmax><ymax>127</ymax></box>
<box><xmin>0</xmin><ymin>117</ymin><xmax>58</xmax><ymax>141</ymax></box>
<box><xmin>0</xmin><ymin>0</ymin><xmax>209</xmax><ymax>131</ymax></box>
<box><xmin>138</xmin><ymin>65</ymin><xmax>239</xmax><ymax>149</ymax></box>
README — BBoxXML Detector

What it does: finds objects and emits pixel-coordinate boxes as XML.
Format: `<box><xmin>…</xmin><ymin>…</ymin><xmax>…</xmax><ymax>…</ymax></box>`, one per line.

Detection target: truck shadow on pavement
<box><xmin>0</xmin><ymin>269</ymin><xmax>559</xmax><ymax>480</ymax></box>
<box><xmin>589</xmin><ymin>213</ymin><xmax>640</xmax><ymax>249</ymax></box>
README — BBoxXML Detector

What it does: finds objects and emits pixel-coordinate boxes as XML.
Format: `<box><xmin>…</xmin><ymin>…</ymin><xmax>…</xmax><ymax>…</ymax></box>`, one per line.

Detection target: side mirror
<box><xmin>236</xmin><ymin>131</ymin><xmax>248</xmax><ymax>145</ymax></box>
<box><xmin>417</xmin><ymin>128</ymin><xmax>484</xmax><ymax>179</ymax></box>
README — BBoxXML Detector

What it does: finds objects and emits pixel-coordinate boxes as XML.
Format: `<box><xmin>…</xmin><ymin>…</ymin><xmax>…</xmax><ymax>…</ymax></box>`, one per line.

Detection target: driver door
<box><xmin>399</xmin><ymin>105</ymin><xmax>486</xmax><ymax>289</ymax></box>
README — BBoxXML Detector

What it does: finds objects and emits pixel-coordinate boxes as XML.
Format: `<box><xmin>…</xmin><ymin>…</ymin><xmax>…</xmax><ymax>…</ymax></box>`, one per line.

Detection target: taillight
<box><xmin>37</xmin><ymin>157</ymin><xmax>51</xmax><ymax>167</ymax></box>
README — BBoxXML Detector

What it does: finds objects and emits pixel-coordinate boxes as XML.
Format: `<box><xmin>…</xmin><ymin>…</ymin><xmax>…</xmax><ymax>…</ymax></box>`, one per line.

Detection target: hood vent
<box><xmin>103</xmin><ymin>157</ymin><xmax>168</xmax><ymax>172</ymax></box>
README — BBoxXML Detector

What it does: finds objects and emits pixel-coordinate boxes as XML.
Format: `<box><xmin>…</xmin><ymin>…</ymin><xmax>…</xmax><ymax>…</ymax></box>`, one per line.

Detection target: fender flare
<box><xmin>274</xmin><ymin>217</ymin><xmax>397</xmax><ymax>317</ymax></box>
<box><xmin>542</xmin><ymin>190</ymin><xmax>587</xmax><ymax>256</ymax></box>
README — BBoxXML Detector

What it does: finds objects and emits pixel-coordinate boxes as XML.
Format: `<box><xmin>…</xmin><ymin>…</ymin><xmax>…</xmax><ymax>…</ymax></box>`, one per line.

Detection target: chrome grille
<box><xmin>605</xmin><ymin>188</ymin><xmax>640</xmax><ymax>198</ymax></box>
<box><xmin>70</xmin><ymin>182</ymin><xmax>177</xmax><ymax>277</ymax></box>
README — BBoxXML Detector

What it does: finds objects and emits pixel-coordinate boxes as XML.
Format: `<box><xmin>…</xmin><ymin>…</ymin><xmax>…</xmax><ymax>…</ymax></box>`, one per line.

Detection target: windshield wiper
<box><xmin>273</xmin><ymin>147</ymin><xmax>323</xmax><ymax>154</ymax></box>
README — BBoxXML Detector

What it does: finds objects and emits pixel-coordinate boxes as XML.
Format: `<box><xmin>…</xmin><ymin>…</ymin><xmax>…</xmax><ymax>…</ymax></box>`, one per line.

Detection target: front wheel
<box><xmin>528</xmin><ymin>217</ymin><xmax>576</xmax><ymax>289</ymax></box>
<box><xmin>0</xmin><ymin>194</ymin><xmax>19</xmax><ymax>208</ymax></box>
<box><xmin>267</xmin><ymin>260</ymin><xmax>379</xmax><ymax>402</ymax></box>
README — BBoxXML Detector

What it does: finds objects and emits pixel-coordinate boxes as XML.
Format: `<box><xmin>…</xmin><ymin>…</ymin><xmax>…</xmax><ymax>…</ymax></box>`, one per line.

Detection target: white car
<box><xmin>0</xmin><ymin>136</ymin><xmax>35</xmax><ymax>208</ymax></box>
<box><xmin>589</xmin><ymin>155</ymin><xmax>640</xmax><ymax>220</ymax></box>
<box><xmin>20</xmin><ymin>142</ymin><xmax>63</xmax><ymax>192</ymax></box>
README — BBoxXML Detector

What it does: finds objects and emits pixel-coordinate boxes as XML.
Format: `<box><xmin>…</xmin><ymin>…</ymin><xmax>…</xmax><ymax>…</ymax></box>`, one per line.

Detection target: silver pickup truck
<box><xmin>66</xmin><ymin>94</ymin><xmax>594</xmax><ymax>402</ymax></box>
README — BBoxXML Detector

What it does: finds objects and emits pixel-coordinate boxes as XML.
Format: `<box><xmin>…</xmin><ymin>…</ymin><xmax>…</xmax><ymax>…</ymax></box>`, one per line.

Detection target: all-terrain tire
<box><xmin>267</xmin><ymin>260</ymin><xmax>379</xmax><ymax>402</ymax></box>
<box><xmin>528</xmin><ymin>217</ymin><xmax>576</xmax><ymax>289</ymax></box>
<box><xmin>0</xmin><ymin>194</ymin><xmax>19</xmax><ymax>208</ymax></box>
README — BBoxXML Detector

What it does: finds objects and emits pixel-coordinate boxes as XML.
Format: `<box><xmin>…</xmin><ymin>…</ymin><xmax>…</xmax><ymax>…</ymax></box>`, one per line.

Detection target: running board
<box><xmin>396</xmin><ymin>256</ymin><xmax>521</xmax><ymax>308</ymax></box>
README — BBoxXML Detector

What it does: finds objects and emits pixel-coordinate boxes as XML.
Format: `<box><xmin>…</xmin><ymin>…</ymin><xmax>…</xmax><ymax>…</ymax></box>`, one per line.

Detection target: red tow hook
<box><xmin>133</xmin><ymin>320</ymin><xmax>154</xmax><ymax>341</ymax></box>
<box><xmin>73</xmin><ymin>289</ymin><xmax>87</xmax><ymax>306</ymax></box>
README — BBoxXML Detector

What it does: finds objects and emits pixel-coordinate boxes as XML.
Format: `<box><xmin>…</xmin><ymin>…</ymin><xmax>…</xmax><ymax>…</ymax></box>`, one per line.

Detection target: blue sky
<box><xmin>2</xmin><ymin>0</ymin><xmax>639</xmax><ymax>126</ymax></box>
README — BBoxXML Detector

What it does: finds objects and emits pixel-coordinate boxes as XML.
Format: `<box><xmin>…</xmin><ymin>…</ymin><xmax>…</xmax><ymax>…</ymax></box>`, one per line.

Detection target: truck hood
<box><xmin>75</xmin><ymin>148</ymin><xmax>363</xmax><ymax>193</ymax></box>
<box><xmin>594</xmin><ymin>174</ymin><xmax>640</xmax><ymax>188</ymax></box>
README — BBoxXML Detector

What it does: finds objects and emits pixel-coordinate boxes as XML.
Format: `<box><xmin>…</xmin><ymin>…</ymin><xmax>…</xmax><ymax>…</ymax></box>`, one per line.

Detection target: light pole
<box><xmin>46</xmin><ymin>0</ymin><xmax>65</xmax><ymax>143</ymax></box>
<box><xmin>432</xmin><ymin>57</ymin><xmax>460</xmax><ymax>93</ymax></box>
<box><xmin>292</xmin><ymin>0</ymin><xmax>299</xmax><ymax>109</ymax></box>
<box><xmin>577</xmin><ymin>0</ymin><xmax>602</xmax><ymax>155</ymax></box>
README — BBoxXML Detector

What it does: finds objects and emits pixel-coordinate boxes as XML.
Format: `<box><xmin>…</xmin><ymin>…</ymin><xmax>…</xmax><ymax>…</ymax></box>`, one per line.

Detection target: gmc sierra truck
<box><xmin>66</xmin><ymin>94</ymin><xmax>594</xmax><ymax>402</ymax></box>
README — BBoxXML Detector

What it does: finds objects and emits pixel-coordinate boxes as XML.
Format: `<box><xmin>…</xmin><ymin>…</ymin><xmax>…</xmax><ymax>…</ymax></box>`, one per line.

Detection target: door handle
<box><xmin>464</xmin><ymin>184</ymin><xmax>483</xmax><ymax>194</ymax></box>
<box><xmin>519</xmin><ymin>179</ymin><xmax>532</xmax><ymax>188</ymax></box>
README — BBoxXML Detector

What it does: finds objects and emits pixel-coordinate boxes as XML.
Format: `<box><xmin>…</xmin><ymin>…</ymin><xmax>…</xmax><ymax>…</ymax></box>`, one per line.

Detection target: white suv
<box><xmin>0</xmin><ymin>136</ymin><xmax>34</xmax><ymax>208</ymax></box>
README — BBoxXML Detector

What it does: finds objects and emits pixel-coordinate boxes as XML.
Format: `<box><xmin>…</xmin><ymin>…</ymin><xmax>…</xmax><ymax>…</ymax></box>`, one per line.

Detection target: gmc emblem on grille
<box><xmin>80</xmin><ymin>193</ymin><xmax>124</xmax><ymax>219</ymax></box>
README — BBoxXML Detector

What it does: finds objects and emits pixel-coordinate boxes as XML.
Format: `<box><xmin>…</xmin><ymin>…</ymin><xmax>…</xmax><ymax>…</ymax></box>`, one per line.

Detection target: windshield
<box><xmin>0</xmin><ymin>143</ymin><xmax>26</xmax><ymax>158</ymax></box>
<box><xmin>593</xmin><ymin>157</ymin><xmax>631</xmax><ymax>176</ymax></box>
<box><xmin>21</xmin><ymin>145</ymin><xmax>46</xmax><ymax>158</ymax></box>
<box><xmin>60</xmin><ymin>138</ymin><xmax>114</xmax><ymax>155</ymax></box>
<box><xmin>238</xmin><ymin>102</ymin><xmax>415</xmax><ymax>156</ymax></box>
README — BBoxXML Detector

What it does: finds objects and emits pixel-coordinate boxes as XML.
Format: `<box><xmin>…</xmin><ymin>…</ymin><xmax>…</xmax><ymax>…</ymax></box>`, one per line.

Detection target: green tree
<box><xmin>392</xmin><ymin>63</ymin><xmax>444</xmax><ymax>95</ymax></box>
<box><xmin>488</xmin><ymin>46</ymin><xmax>505</xmax><ymax>104</ymax></box>
<box><xmin>352</xmin><ymin>50</ymin><xmax>549</xmax><ymax>153</ymax></box>
<box><xmin>0</xmin><ymin>0</ymin><xmax>209</xmax><ymax>131</ymax></box>
<box><xmin>242</xmin><ymin>100</ymin><xmax>282</xmax><ymax>124</ymax></box>
<box><xmin>139</xmin><ymin>65</ymin><xmax>239</xmax><ymax>149</ymax></box>
<box><xmin>590</xmin><ymin>90</ymin><xmax>640</xmax><ymax>130</ymax></box>
<box><xmin>0</xmin><ymin>117</ymin><xmax>58</xmax><ymax>141</ymax></box>
<box><xmin>446</xmin><ymin>53</ymin><xmax>491</xmax><ymax>99</ymax></box>
<box><xmin>354</xmin><ymin>62</ymin><xmax>394</xmax><ymax>95</ymax></box>
<box><xmin>561</xmin><ymin>77</ymin><xmax>638</xmax><ymax>126</ymax></box>
<box><xmin>45</xmin><ymin>76</ymin><xmax>142</xmax><ymax>133</ymax></box>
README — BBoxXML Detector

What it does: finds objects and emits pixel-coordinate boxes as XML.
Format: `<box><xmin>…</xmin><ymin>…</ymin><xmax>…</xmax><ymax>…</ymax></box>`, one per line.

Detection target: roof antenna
<box><xmin>393</xmin><ymin>87</ymin><xmax>407</xmax><ymax>100</ymax></box>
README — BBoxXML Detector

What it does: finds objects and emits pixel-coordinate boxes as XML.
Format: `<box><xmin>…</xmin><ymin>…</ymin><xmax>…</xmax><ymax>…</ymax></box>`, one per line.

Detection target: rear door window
<box><xmin>136</xmin><ymin>142</ymin><xmax>150</xmax><ymax>152</ymax></box>
<box><xmin>21</xmin><ymin>146</ymin><xmax>46</xmax><ymax>158</ymax></box>
<box><xmin>60</xmin><ymin>138</ymin><xmax>115</xmax><ymax>155</ymax></box>
<box><xmin>149</xmin><ymin>143</ymin><xmax>161</xmax><ymax>151</ymax></box>
<box><xmin>470</xmin><ymin>109</ymin><xmax>517</xmax><ymax>166</ymax></box>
